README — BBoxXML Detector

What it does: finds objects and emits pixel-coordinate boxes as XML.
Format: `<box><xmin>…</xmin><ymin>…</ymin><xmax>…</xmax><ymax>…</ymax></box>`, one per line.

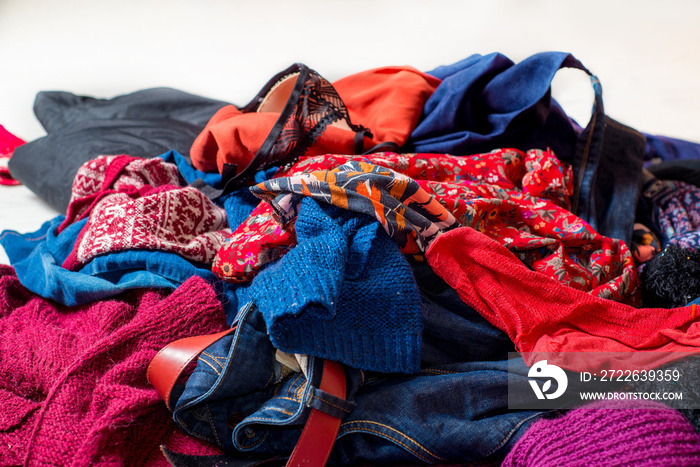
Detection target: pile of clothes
<box><xmin>2</xmin><ymin>51</ymin><xmax>700</xmax><ymax>466</ymax></box>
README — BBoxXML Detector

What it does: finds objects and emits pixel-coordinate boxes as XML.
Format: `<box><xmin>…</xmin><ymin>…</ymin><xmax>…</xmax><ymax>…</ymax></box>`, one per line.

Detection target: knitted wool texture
<box><xmin>60</xmin><ymin>154</ymin><xmax>183</xmax><ymax>230</ymax></box>
<box><xmin>250</xmin><ymin>197</ymin><xmax>423</xmax><ymax>373</ymax></box>
<box><xmin>0</xmin><ymin>265</ymin><xmax>227</xmax><ymax>466</ymax></box>
<box><xmin>59</xmin><ymin>155</ymin><xmax>230</xmax><ymax>270</ymax></box>
<box><xmin>502</xmin><ymin>400</ymin><xmax>700</xmax><ymax>466</ymax></box>
<box><xmin>425</xmin><ymin>227</ymin><xmax>700</xmax><ymax>371</ymax></box>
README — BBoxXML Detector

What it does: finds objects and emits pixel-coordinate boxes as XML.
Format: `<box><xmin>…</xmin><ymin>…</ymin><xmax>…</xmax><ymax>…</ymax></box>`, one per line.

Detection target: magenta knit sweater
<box><xmin>0</xmin><ymin>265</ymin><xmax>226</xmax><ymax>466</ymax></box>
<box><xmin>502</xmin><ymin>400</ymin><xmax>700</xmax><ymax>466</ymax></box>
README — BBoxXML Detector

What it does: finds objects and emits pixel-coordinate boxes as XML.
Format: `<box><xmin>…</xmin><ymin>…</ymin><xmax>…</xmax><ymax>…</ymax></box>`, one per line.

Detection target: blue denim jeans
<box><xmin>173</xmin><ymin>283</ymin><xmax>543</xmax><ymax>464</ymax></box>
<box><xmin>570</xmin><ymin>76</ymin><xmax>646</xmax><ymax>247</ymax></box>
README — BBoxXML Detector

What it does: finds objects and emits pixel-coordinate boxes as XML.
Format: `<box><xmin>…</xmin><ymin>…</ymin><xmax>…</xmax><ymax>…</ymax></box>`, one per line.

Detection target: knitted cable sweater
<box><xmin>0</xmin><ymin>265</ymin><xmax>226</xmax><ymax>466</ymax></box>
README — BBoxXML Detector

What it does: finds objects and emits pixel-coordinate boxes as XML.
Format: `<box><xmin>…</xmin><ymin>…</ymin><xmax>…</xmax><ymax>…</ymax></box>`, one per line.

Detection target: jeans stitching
<box><xmin>484</xmin><ymin>411</ymin><xmax>543</xmax><ymax>457</ymax></box>
<box><xmin>605</xmin><ymin>119</ymin><xmax>640</xmax><ymax>134</ymax></box>
<box><xmin>174</xmin><ymin>416</ymin><xmax>216</xmax><ymax>444</ymax></box>
<box><xmin>263</xmin><ymin>367</ymin><xmax>276</xmax><ymax>387</ymax></box>
<box><xmin>198</xmin><ymin>356</ymin><xmax>221</xmax><ymax>376</ymax></box>
<box><xmin>573</xmin><ymin>102</ymin><xmax>598</xmax><ymax>214</ymax></box>
<box><xmin>265</xmin><ymin>406</ymin><xmax>293</xmax><ymax>417</ymax></box>
<box><xmin>235</xmin><ymin>428</ymin><xmax>268</xmax><ymax>449</ymax></box>
<box><xmin>338</xmin><ymin>420</ymin><xmax>446</xmax><ymax>461</ymax></box>
<box><xmin>337</xmin><ymin>425</ymin><xmax>444</xmax><ymax>463</ymax></box>
<box><xmin>206</xmin><ymin>404</ymin><xmax>223</xmax><ymax>447</ymax></box>
<box><xmin>294</xmin><ymin>376</ymin><xmax>306</xmax><ymax>400</ymax></box>
<box><xmin>286</xmin><ymin>373</ymin><xmax>304</xmax><ymax>398</ymax></box>
<box><xmin>274</xmin><ymin>396</ymin><xmax>302</xmax><ymax>403</ymax></box>
<box><xmin>201</xmin><ymin>351</ymin><xmax>224</xmax><ymax>369</ymax></box>
<box><xmin>312</xmin><ymin>394</ymin><xmax>352</xmax><ymax>413</ymax></box>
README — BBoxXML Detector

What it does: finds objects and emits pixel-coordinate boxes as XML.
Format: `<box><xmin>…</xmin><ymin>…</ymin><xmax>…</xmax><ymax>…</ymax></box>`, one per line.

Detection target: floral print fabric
<box><xmin>213</xmin><ymin>149</ymin><xmax>640</xmax><ymax>305</ymax></box>
<box><xmin>643</xmin><ymin>176</ymin><xmax>700</xmax><ymax>251</ymax></box>
<box><xmin>212</xmin><ymin>201</ymin><xmax>296</xmax><ymax>282</ymax></box>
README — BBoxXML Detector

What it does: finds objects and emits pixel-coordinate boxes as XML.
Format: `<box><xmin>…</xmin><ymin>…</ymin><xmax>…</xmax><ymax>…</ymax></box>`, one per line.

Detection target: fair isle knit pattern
<box><xmin>0</xmin><ymin>266</ymin><xmax>227</xmax><ymax>465</ymax></box>
<box><xmin>502</xmin><ymin>400</ymin><xmax>700</xmax><ymax>466</ymax></box>
<box><xmin>61</xmin><ymin>155</ymin><xmax>184</xmax><ymax>229</ymax></box>
<box><xmin>62</xmin><ymin>185</ymin><xmax>231</xmax><ymax>270</ymax></box>
<box><xmin>59</xmin><ymin>152</ymin><xmax>230</xmax><ymax>271</ymax></box>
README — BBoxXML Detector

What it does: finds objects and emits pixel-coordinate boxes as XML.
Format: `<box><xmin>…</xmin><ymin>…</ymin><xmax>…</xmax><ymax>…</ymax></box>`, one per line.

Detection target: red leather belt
<box><xmin>147</xmin><ymin>328</ymin><xmax>346</xmax><ymax>467</ymax></box>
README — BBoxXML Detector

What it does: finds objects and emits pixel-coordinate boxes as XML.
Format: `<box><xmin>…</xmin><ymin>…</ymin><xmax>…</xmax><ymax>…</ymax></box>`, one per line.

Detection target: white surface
<box><xmin>2</xmin><ymin>0</ymin><xmax>700</xmax><ymax>264</ymax></box>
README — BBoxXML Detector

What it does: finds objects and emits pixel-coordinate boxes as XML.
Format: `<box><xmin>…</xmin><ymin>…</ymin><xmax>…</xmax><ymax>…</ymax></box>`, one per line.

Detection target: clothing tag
<box><xmin>274</xmin><ymin>349</ymin><xmax>309</xmax><ymax>377</ymax></box>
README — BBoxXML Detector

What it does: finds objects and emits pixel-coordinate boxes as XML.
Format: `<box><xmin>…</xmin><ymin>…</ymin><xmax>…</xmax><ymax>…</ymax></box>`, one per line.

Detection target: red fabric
<box><xmin>212</xmin><ymin>200</ymin><xmax>296</xmax><ymax>282</ymax></box>
<box><xmin>0</xmin><ymin>266</ymin><xmax>225</xmax><ymax>466</ymax></box>
<box><xmin>190</xmin><ymin>110</ymin><xmax>361</xmax><ymax>176</ymax></box>
<box><xmin>189</xmin><ymin>106</ymin><xmax>246</xmax><ymax>173</ymax></box>
<box><xmin>0</xmin><ymin>124</ymin><xmax>26</xmax><ymax>186</ymax></box>
<box><xmin>189</xmin><ymin>66</ymin><xmax>440</xmax><ymax>175</ymax></box>
<box><xmin>425</xmin><ymin>227</ymin><xmax>700</xmax><ymax>371</ymax></box>
<box><xmin>334</xmin><ymin>66</ymin><xmax>442</xmax><ymax>147</ymax></box>
<box><xmin>214</xmin><ymin>149</ymin><xmax>638</xmax><ymax>307</ymax></box>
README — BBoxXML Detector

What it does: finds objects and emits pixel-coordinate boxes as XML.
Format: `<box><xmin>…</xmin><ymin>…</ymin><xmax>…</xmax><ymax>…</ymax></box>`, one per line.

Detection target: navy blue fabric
<box><xmin>407</xmin><ymin>52</ymin><xmax>585</xmax><ymax>163</ymax></box>
<box><xmin>173</xmin><ymin>301</ymin><xmax>542</xmax><ymax>464</ymax></box>
<box><xmin>570</xmin><ymin>76</ymin><xmax>646</xmax><ymax>245</ymax></box>
<box><xmin>219</xmin><ymin>166</ymin><xmax>280</xmax><ymax>230</ymax></box>
<box><xmin>647</xmin><ymin>158</ymin><xmax>700</xmax><ymax>189</ymax></box>
<box><xmin>175</xmin><ymin>303</ymin><xmax>362</xmax><ymax>456</ymax></box>
<box><xmin>0</xmin><ymin>216</ymin><xmax>241</xmax><ymax>314</ymax></box>
<box><xmin>409</xmin><ymin>51</ymin><xmax>646</xmax><ymax>245</ymax></box>
<box><xmin>412</xmin><ymin>261</ymin><xmax>515</xmax><ymax>364</ymax></box>
<box><xmin>644</xmin><ymin>133</ymin><xmax>700</xmax><ymax>162</ymax></box>
<box><xmin>160</xmin><ymin>150</ymin><xmax>223</xmax><ymax>189</ymax></box>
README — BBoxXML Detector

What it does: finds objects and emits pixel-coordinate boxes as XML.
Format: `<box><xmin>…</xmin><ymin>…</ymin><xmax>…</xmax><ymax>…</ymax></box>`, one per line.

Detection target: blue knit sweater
<box><xmin>250</xmin><ymin>197</ymin><xmax>423</xmax><ymax>374</ymax></box>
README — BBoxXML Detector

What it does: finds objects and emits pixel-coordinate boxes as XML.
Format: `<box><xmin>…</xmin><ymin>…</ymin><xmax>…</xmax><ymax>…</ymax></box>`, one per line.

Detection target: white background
<box><xmin>2</xmin><ymin>0</ymin><xmax>700</xmax><ymax>263</ymax></box>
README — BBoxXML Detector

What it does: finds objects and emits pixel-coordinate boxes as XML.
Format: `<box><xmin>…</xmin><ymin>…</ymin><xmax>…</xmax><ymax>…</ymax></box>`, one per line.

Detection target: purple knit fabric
<box><xmin>502</xmin><ymin>399</ymin><xmax>700</xmax><ymax>466</ymax></box>
<box><xmin>0</xmin><ymin>265</ymin><xmax>227</xmax><ymax>466</ymax></box>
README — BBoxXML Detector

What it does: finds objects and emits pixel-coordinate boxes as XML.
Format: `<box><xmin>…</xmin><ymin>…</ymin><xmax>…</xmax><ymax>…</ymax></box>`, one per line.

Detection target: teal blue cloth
<box><xmin>249</xmin><ymin>198</ymin><xmax>423</xmax><ymax>374</ymax></box>
<box><xmin>0</xmin><ymin>216</ymin><xmax>244</xmax><ymax>314</ymax></box>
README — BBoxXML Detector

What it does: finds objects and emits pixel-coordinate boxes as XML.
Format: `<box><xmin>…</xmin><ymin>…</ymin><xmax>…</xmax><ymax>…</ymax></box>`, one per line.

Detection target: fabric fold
<box><xmin>425</xmin><ymin>226</ymin><xmax>700</xmax><ymax>372</ymax></box>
